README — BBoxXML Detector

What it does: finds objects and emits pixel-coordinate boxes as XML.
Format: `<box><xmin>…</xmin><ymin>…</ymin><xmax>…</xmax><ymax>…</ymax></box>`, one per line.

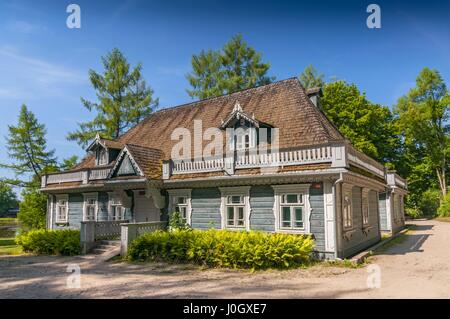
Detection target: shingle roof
<box><xmin>74</xmin><ymin>77</ymin><xmax>345</xmax><ymax>178</ymax></box>
<box><xmin>124</xmin><ymin>144</ymin><xmax>164</xmax><ymax>180</ymax></box>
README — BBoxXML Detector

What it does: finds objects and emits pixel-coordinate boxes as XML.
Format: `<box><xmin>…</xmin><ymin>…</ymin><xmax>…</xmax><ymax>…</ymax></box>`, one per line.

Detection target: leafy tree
<box><xmin>0</xmin><ymin>104</ymin><xmax>57</xmax><ymax>187</ymax></box>
<box><xmin>18</xmin><ymin>188</ymin><xmax>47</xmax><ymax>230</ymax></box>
<box><xmin>187</xmin><ymin>34</ymin><xmax>274</xmax><ymax>99</ymax></box>
<box><xmin>395</xmin><ymin>67</ymin><xmax>449</xmax><ymax>197</ymax></box>
<box><xmin>67</xmin><ymin>48</ymin><xmax>159</xmax><ymax>147</ymax></box>
<box><xmin>321</xmin><ymin>81</ymin><xmax>401</xmax><ymax>165</ymax></box>
<box><xmin>299</xmin><ymin>65</ymin><xmax>324</xmax><ymax>88</ymax></box>
<box><xmin>60</xmin><ymin>155</ymin><xmax>79</xmax><ymax>171</ymax></box>
<box><xmin>0</xmin><ymin>181</ymin><xmax>19</xmax><ymax>215</ymax></box>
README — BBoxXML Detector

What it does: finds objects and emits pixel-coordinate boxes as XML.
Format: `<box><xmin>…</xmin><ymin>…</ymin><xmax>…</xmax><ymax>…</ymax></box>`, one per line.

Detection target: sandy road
<box><xmin>1</xmin><ymin>219</ymin><xmax>449</xmax><ymax>298</ymax></box>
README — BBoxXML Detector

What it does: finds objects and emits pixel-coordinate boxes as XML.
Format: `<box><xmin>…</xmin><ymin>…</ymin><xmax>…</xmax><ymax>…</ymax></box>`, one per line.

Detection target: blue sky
<box><xmin>0</xmin><ymin>0</ymin><xmax>449</xmax><ymax>191</ymax></box>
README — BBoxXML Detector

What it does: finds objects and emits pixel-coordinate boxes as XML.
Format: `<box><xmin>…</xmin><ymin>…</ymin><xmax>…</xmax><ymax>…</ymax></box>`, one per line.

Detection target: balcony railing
<box><xmin>42</xmin><ymin>167</ymin><xmax>111</xmax><ymax>187</ymax></box>
<box><xmin>164</xmin><ymin>145</ymin><xmax>341</xmax><ymax>178</ymax></box>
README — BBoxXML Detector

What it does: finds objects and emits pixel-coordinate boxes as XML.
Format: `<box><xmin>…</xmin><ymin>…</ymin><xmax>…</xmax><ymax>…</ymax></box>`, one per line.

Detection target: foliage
<box><xmin>416</xmin><ymin>189</ymin><xmax>441</xmax><ymax>217</ymax></box>
<box><xmin>438</xmin><ymin>192</ymin><xmax>450</xmax><ymax>217</ymax></box>
<box><xmin>299</xmin><ymin>65</ymin><xmax>324</xmax><ymax>89</ymax></box>
<box><xmin>67</xmin><ymin>48</ymin><xmax>159</xmax><ymax>147</ymax></box>
<box><xmin>168</xmin><ymin>211</ymin><xmax>190</xmax><ymax>231</ymax></box>
<box><xmin>18</xmin><ymin>188</ymin><xmax>47</xmax><ymax>231</ymax></box>
<box><xmin>127</xmin><ymin>229</ymin><xmax>314</xmax><ymax>270</ymax></box>
<box><xmin>395</xmin><ymin>67</ymin><xmax>449</xmax><ymax>198</ymax></box>
<box><xmin>0</xmin><ymin>181</ymin><xmax>19</xmax><ymax>214</ymax></box>
<box><xmin>0</xmin><ymin>104</ymin><xmax>57</xmax><ymax>187</ymax></box>
<box><xmin>60</xmin><ymin>155</ymin><xmax>79</xmax><ymax>171</ymax></box>
<box><xmin>321</xmin><ymin>81</ymin><xmax>402</xmax><ymax>165</ymax></box>
<box><xmin>187</xmin><ymin>34</ymin><xmax>274</xmax><ymax>100</ymax></box>
<box><xmin>405</xmin><ymin>207</ymin><xmax>422</xmax><ymax>219</ymax></box>
<box><xmin>16</xmin><ymin>229</ymin><xmax>80</xmax><ymax>256</ymax></box>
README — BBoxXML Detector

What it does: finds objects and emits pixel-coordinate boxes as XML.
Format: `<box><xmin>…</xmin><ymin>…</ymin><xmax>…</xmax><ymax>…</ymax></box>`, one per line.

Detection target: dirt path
<box><xmin>1</xmin><ymin>219</ymin><xmax>449</xmax><ymax>298</ymax></box>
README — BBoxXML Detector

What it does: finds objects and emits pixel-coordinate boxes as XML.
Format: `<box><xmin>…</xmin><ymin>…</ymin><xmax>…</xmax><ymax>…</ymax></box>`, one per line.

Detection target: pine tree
<box><xmin>67</xmin><ymin>48</ymin><xmax>159</xmax><ymax>147</ymax></box>
<box><xmin>299</xmin><ymin>65</ymin><xmax>324</xmax><ymax>88</ymax></box>
<box><xmin>1</xmin><ymin>104</ymin><xmax>57</xmax><ymax>186</ymax></box>
<box><xmin>187</xmin><ymin>34</ymin><xmax>274</xmax><ymax>100</ymax></box>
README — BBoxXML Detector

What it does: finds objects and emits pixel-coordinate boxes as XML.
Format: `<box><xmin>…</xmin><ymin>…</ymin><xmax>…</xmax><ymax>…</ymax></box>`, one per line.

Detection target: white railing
<box><xmin>347</xmin><ymin>145</ymin><xmax>385</xmax><ymax>178</ymax></box>
<box><xmin>170</xmin><ymin>146</ymin><xmax>335</xmax><ymax>175</ymax></box>
<box><xmin>43</xmin><ymin>167</ymin><xmax>111</xmax><ymax>186</ymax></box>
<box><xmin>235</xmin><ymin>146</ymin><xmax>333</xmax><ymax>168</ymax></box>
<box><xmin>120</xmin><ymin>221</ymin><xmax>168</xmax><ymax>256</ymax></box>
<box><xmin>89</xmin><ymin>168</ymin><xmax>110</xmax><ymax>180</ymax></box>
<box><xmin>94</xmin><ymin>220</ymin><xmax>129</xmax><ymax>241</ymax></box>
<box><xmin>46</xmin><ymin>171</ymin><xmax>83</xmax><ymax>184</ymax></box>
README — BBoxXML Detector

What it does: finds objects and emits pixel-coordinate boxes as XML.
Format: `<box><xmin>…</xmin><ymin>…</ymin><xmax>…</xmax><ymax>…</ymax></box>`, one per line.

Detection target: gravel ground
<box><xmin>1</xmin><ymin>219</ymin><xmax>449</xmax><ymax>299</ymax></box>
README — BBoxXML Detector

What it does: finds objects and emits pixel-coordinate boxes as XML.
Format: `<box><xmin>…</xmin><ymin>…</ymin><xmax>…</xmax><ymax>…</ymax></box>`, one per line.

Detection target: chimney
<box><xmin>306</xmin><ymin>87</ymin><xmax>323</xmax><ymax>109</ymax></box>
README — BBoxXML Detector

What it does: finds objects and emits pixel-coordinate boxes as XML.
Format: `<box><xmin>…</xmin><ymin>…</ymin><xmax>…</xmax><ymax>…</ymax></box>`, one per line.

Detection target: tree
<box><xmin>18</xmin><ymin>188</ymin><xmax>47</xmax><ymax>230</ymax></box>
<box><xmin>1</xmin><ymin>104</ymin><xmax>57</xmax><ymax>187</ymax></box>
<box><xmin>395</xmin><ymin>67</ymin><xmax>449</xmax><ymax>197</ymax></box>
<box><xmin>60</xmin><ymin>155</ymin><xmax>79</xmax><ymax>171</ymax></box>
<box><xmin>187</xmin><ymin>34</ymin><xmax>274</xmax><ymax>100</ymax></box>
<box><xmin>67</xmin><ymin>48</ymin><xmax>159</xmax><ymax>147</ymax></box>
<box><xmin>299</xmin><ymin>65</ymin><xmax>324</xmax><ymax>88</ymax></box>
<box><xmin>0</xmin><ymin>181</ymin><xmax>19</xmax><ymax>215</ymax></box>
<box><xmin>321</xmin><ymin>81</ymin><xmax>401</xmax><ymax>165</ymax></box>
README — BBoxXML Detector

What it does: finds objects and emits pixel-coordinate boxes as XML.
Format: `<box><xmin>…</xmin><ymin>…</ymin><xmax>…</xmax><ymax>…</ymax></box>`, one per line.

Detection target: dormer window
<box><xmin>234</xmin><ymin>127</ymin><xmax>255</xmax><ymax>150</ymax></box>
<box><xmin>97</xmin><ymin>148</ymin><xmax>108</xmax><ymax>166</ymax></box>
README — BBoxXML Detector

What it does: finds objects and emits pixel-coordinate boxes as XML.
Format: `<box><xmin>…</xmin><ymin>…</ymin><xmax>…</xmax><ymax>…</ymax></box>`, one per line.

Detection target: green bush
<box><xmin>168</xmin><ymin>211</ymin><xmax>190</xmax><ymax>231</ymax></box>
<box><xmin>127</xmin><ymin>229</ymin><xmax>314</xmax><ymax>270</ymax></box>
<box><xmin>405</xmin><ymin>207</ymin><xmax>422</xmax><ymax>219</ymax></box>
<box><xmin>438</xmin><ymin>192</ymin><xmax>450</xmax><ymax>217</ymax></box>
<box><xmin>16</xmin><ymin>229</ymin><xmax>80</xmax><ymax>256</ymax></box>
<box><xmin>418</xmin><ymin>189</ymin><xmax>441</xmax><ymax>217</ymax></box>
<box><xmin>18</xmin><ymin>188</ymin><xmax>47</xmax><ymax>231</ymax></box>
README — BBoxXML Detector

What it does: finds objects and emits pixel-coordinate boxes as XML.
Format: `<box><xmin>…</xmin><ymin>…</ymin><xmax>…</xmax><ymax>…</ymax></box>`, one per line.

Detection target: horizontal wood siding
<box><xmin>309</xmin><ymin>184</ymin><xmax>325</xmax><ymax>252</ymax></box>
<box><xmin>191</xmin><ymin>188</ymin><xmax>221</xmax><ymax>229</ymax></box>
<box><xmin>378</xmin><ymin>192</ymin><xmax>388</xmax><ymax>231</ymax></box>
<box><xmin>341</xmin><ymin>187</ymin><xmax>381</xmax><ymax>258</ymax></box>
<box><xmin>53</xmin><ymin>194</ymin><xmax>83</xmax><ymax>229</ymax></box>
<box><xmin>249</xmin><ymin>186</ymin><xmax>275</xmax><ymax>231</ymax></box>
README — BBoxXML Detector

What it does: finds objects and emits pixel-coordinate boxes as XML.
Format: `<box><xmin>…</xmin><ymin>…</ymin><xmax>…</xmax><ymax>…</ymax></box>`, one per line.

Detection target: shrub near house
<box><xmin>127</xmin><ymin>229</ymin><xmax>314</xmax><ymax>270</ymax></box>
<box><xmin>16</xmin><ymin>229</ymin><xmax>81</xmax><ymax>256</ymax></box>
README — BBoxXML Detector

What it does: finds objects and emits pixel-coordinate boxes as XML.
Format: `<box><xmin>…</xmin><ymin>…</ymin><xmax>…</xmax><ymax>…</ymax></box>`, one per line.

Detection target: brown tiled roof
<box><xmin>101</xmin><ymin>138</ymin><xmax>123</xmax><ymax>149</ymax></box>
<box><xmin>306</xmin><ymin>87</ymin><xmax>322</xmax><ymax>95</ymax></box>
<box><xmin>74</xmin><ymin>78</ymin><xmax>345</xmax><ymax>178</ymax></box>
<box><xmin>124</xmin><ymin>144</ymin><xmax>164</xmax><ymax>180</ymax></box>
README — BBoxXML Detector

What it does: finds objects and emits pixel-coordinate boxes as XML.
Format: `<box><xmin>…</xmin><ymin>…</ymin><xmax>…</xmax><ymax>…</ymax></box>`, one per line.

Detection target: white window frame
<box><xmin>362</xmin><ymin>188</ymin><xmax>370</xmax><ymax>226</ymax></box>
<box><xmin>232</xmin><ymin>127</ymin><xmax>257</xmax><ymax>151</ymax></box>
<box><xmin>167</xmin><ymin>189</ymin><xmax>192</xmax><ymax>225</ymax></box>
<box><xmin>97</xmin><ymin>147</ymin><xmax>108</xmax><ymax>166</ymax></box>
<box><xmin>83</xmin><ymin>193</ymin><xmax>98</xmax><ymax>222</ymax></box>
<box><xmin>342</xmin><ymin>184</ymin><xmax>353</xmax><ymax>230</ymax></box>
<box><xmin>108</xmin><ymin>193</ymin><xmax>125</xmax><ymax>221</ymax></box>
<box><xmin>219</xmin><ymin>186</ymin><xmax>251</xmax><ymax>230</ymax></box>
<box><xmin>272</xmin><ymin>184</ymin><xmax>311</xmax><ymax>234</ymax></box>
<box><xmin>55</xmin><ymin>194</ymin><xmax>69</xmax><ymax>223</ymax></box>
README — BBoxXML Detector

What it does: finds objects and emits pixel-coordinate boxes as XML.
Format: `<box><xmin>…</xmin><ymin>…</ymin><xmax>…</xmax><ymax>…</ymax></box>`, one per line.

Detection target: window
<box><xmin>279</xmin><ymin>193</ymin><xmax>304</xmax><ymax>229</ymax></box>
<box><xmin>220</xmin><ymin>187</ymin><xmax>250</xmax><ymax>230</ymax></box>
<box><xmin>55</xmin><ymin>195</ymin><xmax>69</xmax><ymax>223</ymax></box>
<box><xmin>109</xmin><ymin>195</ymin><xmax>125</xmax><ymax>221</ymax></box>
<box><xmin>233</xmin><ymin>127</ymin><xmax>256</xmax><ymax>151</ymax></box>
<box><xmin>272</xmin><ymin>184</ymin><xmax>310</xmax><ymax>233</ymax></box>
<box><xmin>226</xmin><ymin>195</ymin><xmax>245</xmax><ymax>228</ymax></box>
<box><xmin>83</xmin><ymin>194</ymin><xmax>97</xmax><ymax>221</ymax></box>
<box><xmin>174</xmin><ymin>196</ymin><xmax>188</xmax><ymax>223</ymax></box>
<box><xmin>168</xmin><ymin>189</ymin><xmax>192</xmax><ymax>225</ymax></box>
<box><xmin>97</xmin><ymin>148</ymin><xmax>108</xmax><ymax>165</ymax></box>
<box><xmin>343</xmin><ymin>190</ymin><xmax>353</xmax><ymax>229</ymax></box>
<box><xmin>362</xmin><ymin>190</ymin><xmax>369</xmax><ymax>226</ymax></box>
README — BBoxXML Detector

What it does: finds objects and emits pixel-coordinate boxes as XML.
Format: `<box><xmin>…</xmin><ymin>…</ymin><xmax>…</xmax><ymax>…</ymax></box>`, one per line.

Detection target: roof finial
<box><xmin>233</xmin><ymin>100</ymin><xmax>242</xmax><ymax>112</ymax></box>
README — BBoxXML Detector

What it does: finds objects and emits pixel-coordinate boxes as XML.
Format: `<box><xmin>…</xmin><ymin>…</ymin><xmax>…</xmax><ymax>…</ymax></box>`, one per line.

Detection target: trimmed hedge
<box><xmin>16</xmin><ymin>229</ymin><xmax>81</xmax><ymax>256</ymax></box>
<box><xmin>127</xmin><ymin>229</ymin><xmax>314</xmax><ymax>269</ymax></box>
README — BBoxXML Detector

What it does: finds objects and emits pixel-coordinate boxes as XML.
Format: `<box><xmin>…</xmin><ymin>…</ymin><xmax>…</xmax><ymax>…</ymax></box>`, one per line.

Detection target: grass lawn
<box><xmin>0</xmin><ymin>218</ymin><xmax>22</xmax><ymax>256</ymax></box>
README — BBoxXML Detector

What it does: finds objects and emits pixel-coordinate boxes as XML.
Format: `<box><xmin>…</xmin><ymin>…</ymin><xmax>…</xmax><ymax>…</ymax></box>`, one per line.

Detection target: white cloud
<box><xmin>6</xmin><ymin>20</ymin><xmax>46</xmax><ymax>34</ymax></box>
<box><xmin>0</xmin><ymin>45</ymin><xmax>85</xmax><ymax>85</ymax></box>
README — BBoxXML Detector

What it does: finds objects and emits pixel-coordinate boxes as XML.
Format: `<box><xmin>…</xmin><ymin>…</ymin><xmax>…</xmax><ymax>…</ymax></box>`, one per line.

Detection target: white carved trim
<box><xmin>82</xmin><ymin>192</ymin><xmax>98</xmax><ymax>222</ymax></box>
<box><xmin>219</xmin><ymin>186</ymin><xmax>251</xmax><ymax>231</ymax></box>
<box><xmin>167</xmin><ymin>189</ymin><xmax>192</xmax><ymax>226</ymax></box>
<box><xmin>108</xmin><ymin>146</ymin><xmax>144</xmax><ymax>178</ymax></box>
<box><xmin>55</xmin><ymin>194</ymin><xmax>69</xmax><ymax>223</ymax></box>
<box><xmin>272</xmin><ymin>184</ymin><xmax>311</xmax><ymax>234</ymax></box>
